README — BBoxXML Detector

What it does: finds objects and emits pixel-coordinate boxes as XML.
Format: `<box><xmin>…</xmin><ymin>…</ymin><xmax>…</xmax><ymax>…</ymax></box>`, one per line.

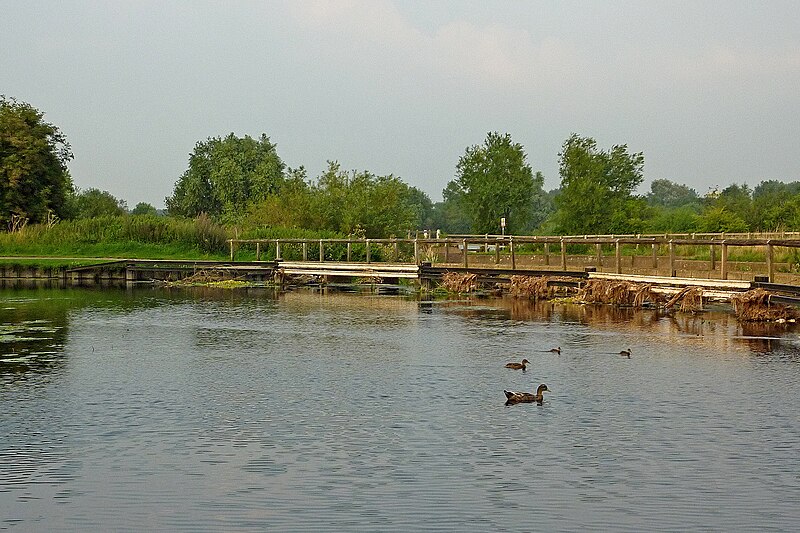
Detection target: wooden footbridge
<box><xmin>5</xmin><ymin>232</ymin><xmax>800</xmax><ymax>303</ymax></box>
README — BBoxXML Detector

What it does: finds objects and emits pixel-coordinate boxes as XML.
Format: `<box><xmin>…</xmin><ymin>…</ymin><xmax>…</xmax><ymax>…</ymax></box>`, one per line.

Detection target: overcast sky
<box><xmin>2</xmin><ymin>0</ymin><xmax>799</xmax><ymax>208</ymax></box>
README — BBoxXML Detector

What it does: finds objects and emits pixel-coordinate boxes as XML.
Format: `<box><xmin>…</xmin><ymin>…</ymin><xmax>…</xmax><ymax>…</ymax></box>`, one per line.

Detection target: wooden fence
<box><xmin>228</xmin><ymin>234</ymin><xmax>800</xmax><ymax>283</ymax></box>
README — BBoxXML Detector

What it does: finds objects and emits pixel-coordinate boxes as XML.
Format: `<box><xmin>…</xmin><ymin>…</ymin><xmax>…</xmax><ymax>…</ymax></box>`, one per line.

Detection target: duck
<box><xmin>505</xmin><ymin>358</ymin><xmax>530</xmax><ymax>370</ymax></box>
<box><xmin>619</xmin><ymin>349</ymin><xmax>631</xmax><ymax>358</ymax></box>
<box><xmin>504</xmin><ymin>384</ymin><xmax>550</xmax><ymax>405</ymax></box>
<box><xmin>547</xmin><ymin>347</ymin><xmax>561</xmax><ymax>354</ymax></box>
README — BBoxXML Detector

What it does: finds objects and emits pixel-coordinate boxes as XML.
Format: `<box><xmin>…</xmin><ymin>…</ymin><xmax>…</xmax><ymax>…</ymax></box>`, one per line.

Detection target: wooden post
<box><xmin>229</xmin><ymin>240</ymin><xmax>234</xmax><ymax>261</ymax></box>
<box><xmin>615</xmin><ymin>240</ymin><xmax>621</xmax><ymax>274</ymax></box>
<box><xmin>652</xmin><ymin>243</ymin><xmax>658</xmax><ymax>270</ymax></box>
<box><xmin>444</xmin><ymin>240</ymin><xmax>449</xmax><ymax>263</ymax></box>
<box><xmin>347</xmin><ymin>241</ymin><xmax>351</xmax><ymax>262</ymax></box>
<box><xmin>561</xmin><ymin>239</ymin><xmax>567</xmax><ymax>270</ymax></box>
<box><xmin>276</xmin><ymin>240</ymin><xmax>282</xmax><ymax>260</ymax></box>
<box><xmin>595</xmin><ymin>243</ymin><xmax>602</xmax><ymax>269</ymax></box>
<box><xmin>303</xmin><ymin>241</ymin><xmax>308</xmax><ymax>261</ymax></box>
<box><xmin>414</xmin><ymin>239</ymin><xmax>419</xmax><ymax>263</ymax></box>
<box><xmin>766</xmin><ymin>241</ymin><xmax>774</xmax><ymax>282</ymax></box>
<box><xmin>495</xmin><ymin>239</ymin><xmax>500</xmax><ymax>264</ymax></box>
<box><xmin>393</xmin><ymin>240</ymin><xmax>399</xmax><ymax>262</ymax></box>
<box><xmin>721</xmin><ymin>242</ymin><xmax>728</xmax><ymax>280</ymax></box>
<box><xmin>510</xmin><ymin>238</ymin><xmax>516</xmax><ymax>270</ymax></box>
<box><xmin>319</xmin><ymin>240</ymin><xmax>324</xmax><ymax>262</ymax></box>
<box><xmin>709</xmin><ymin>244</ymin><xmax>716</xmax><ymax>271</ymax></box>
<box><xmin>462</xmin><ymin>239</ymin><xmax>468</xmax><ymax>268</ymax></box>
<box><xmin>544</xmin><ymin>242</ymin><xmax>550</xmax><ymax>266</ymax></box>
<box><xmin>256</xmin><ymin>242</ymin><xmax>261</xmax><ymax>261</ymax></box>
<box><xmin>669</xmin><ymin>240</ymin><xmax>676</xmax><ymax>277</ymax></box>
<box><xmin>366</xmin><ymin>240</ymin><xmax>371</xmax><ymax>264</ymax></box>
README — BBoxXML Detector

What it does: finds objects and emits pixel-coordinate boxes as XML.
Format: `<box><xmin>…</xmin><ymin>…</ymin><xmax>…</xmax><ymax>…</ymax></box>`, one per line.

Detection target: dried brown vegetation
<box><xmin>731</xmin><ymin>288</ymin><xmax>799</xmax><ymax>322</ymax></box>
<box><xmin>575</xmin><ymin>279</ymin><xmax>665</xmax><ymax>308</ymax></box>
<box><xmin>508</xmin><ymin>275</ymin><xmax>551</xmax><ymax>300</ymax></box>
<box><xmin>440</xmin><ymin>272</ymin><xmax>478</xmax><ymax>293</ymax></box>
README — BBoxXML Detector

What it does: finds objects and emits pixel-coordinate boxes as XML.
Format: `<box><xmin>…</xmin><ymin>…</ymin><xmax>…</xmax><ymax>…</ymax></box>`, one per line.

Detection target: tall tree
<box><xmin>166</xmin><ymin>133</ymin><xmax>285</xmax><ymax>219</ymax></box>
<box><xmin>71</xmin><ymin>188</ymin><xmax>127</xmax><ymax>218</ymax></box>
<box><xmin>309</xmin><ymin>162</ymin><xmax>423</xmax><ymax>237</ymax></box>
<box><xmin>448</xmin><ymin>132</ymin><xmax>539</xmax><ymax>234</ymax></box>
<box><xmin>554</xmin><ymin>134</ymin><xmax>645</xmax><ymax>235</ymax></box>
<box><xmin>0</xmin><ymin>96</ymin><xmax>74</xmax><ymax>228</ymax></box>
<box><xmin>646</xmin><ymin>179</ymin><xmax>698</xmax><ymax>208</ymax></box>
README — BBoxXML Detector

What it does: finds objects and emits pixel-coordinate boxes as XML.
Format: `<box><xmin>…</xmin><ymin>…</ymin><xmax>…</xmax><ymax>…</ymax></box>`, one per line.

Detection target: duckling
<box><xmin>505</xmin><ymin>358</ymin><xmax>530</xmax><ymax>370</ymax></box>
<box><xmin>619</xmin><ymin>348</ymin><xmax>631</xmax><ymax>358</ymax></box>
<box><xmin>504</xmin><ymin>384</ymin><xmax>550</xmax><ymax>405</ymax></box>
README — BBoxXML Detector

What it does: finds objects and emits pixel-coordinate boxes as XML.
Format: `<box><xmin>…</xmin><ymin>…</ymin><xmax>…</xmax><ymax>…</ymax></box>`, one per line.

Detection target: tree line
<box><xmin>3</xmin><ymin>96</ymin><xmax>799</xmax><ymax>239</ymax></box>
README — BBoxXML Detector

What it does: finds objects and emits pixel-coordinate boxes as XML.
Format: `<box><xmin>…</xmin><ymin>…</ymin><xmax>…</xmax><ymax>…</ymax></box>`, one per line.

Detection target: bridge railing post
<box><xmin>721</xmin><ymin>241</ymin><xmax>728</xmax><ymax>280</ymax></box>
<box><xmin>669</xmin><ymin>240</ymin><xmax>676</xmax><ymax>276</ymax></box>
<box><xmin>767</xmin><ymin>240</ymin><xmax>774</xmax><ymax>282</ymax></box>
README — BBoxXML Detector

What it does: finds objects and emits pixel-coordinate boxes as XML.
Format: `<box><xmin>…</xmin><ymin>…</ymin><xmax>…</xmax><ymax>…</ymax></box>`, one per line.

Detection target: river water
<box><xmin>1</xmin><ymin>286</ymin><xmax>799</xmax><ymax>531</ymax></box>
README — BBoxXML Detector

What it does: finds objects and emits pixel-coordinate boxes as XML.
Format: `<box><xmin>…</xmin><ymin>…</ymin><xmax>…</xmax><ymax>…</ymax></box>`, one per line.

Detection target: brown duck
<box><xmin>547</xmin><ymin>347</ymin><xmax>561</xmax><ymax>354</ymax></box>
<box><xmin>504</xmin><ymin>384</ymin><xmax>550</xmax><ymax>405</ymax></box>
<box><xmin>505</xmin><ymin>358</ymin><xmax>530</xmax><ymax>370</ymax></box>
<box><xmin>619</xmin><ymin>349</ymin><xmax>631</xmax><ymax>358</ymax></box>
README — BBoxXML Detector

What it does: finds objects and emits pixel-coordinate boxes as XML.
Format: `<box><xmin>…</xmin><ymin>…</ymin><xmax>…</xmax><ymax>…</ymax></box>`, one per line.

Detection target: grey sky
<box><xmin>2</xmin><ymin>0</ymin><xmax>799</xmax><ymax>208</ymax></box>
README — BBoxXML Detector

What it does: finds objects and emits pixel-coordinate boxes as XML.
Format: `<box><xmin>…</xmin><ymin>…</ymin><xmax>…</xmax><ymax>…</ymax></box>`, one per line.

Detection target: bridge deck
<box><xmin>278</xmin><ymin>261</ymin><xmax>419</xmax><ymax>279</ymax></box>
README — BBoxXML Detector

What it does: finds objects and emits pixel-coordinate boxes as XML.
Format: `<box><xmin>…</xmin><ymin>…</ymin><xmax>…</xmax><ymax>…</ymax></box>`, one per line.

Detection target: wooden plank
<box><xmin>588</xmin><ymin>272</ymin><xmax>750</xmax><ymax>290</ymax></box>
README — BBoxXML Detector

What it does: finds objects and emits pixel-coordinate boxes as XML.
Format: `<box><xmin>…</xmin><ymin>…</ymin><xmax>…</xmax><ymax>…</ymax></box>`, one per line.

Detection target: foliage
<box><xmin>0</xmin><ymin>95</ymin><xmax>74</xmax><ymax>228</ymax></box>
<box><xmin>695</xmin><ymin>206</ymin><xmax>748</xmax><ymax>233</ymax></box>
<box><xmin>70</xmin><ymin>187</ymin><xmax>127</xmax><ymax>219</ymax></box>
<box><xmin>646</xmin><ymin>179</ymin><xmax>699</xmax><ymax>208</ymax></box>
<box><xmin>448</xmin><ymin>132</ymin><xmax>540</xmax><ymax>234</ymax></box>
<box><xmin>429</xmin><ymin>181</ymin><xmax>472</xmax><ymax>234</ymax></box>
<box><xmin>131</xmin><ymin>202</ymin><xmax>158</xmax><ymax>216</ymax></box>
<box><xmin>244</xmin><ymin>161</ymin><xmax>428</xmax><ymax>238</ymax></box>
<box><xmin>643</xmin><ymin>204</ymin><xmax>701</xmax><ymax>233</ymax></box>
<box><xmin>0</xmin><ymin>214</ymin><xmax>231</xmax><ymax>256</ymax></box>
<box><xmin>166</xmin><ymin>133</ymin><xmax>285</xmax><ymax>220</ymax></box>
<box><xmin>554</xmin><ymin>134</ymin><xmax>645</xmax><ymax>235</ymax></box>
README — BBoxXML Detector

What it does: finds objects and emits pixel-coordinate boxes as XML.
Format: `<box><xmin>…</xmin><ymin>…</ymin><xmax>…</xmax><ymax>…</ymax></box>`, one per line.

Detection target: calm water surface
<box><xmin>1</xmin><ymin>286</ymin><xmax>800</xmax><ymax>531</ymax></box>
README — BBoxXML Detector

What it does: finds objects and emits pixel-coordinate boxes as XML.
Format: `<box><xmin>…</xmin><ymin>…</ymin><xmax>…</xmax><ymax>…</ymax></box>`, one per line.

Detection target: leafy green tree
<box><xmin>309</xmin><ymin>162</ymin><xmax>423</xmax><ymax>237</ymax></box>
<box><xmin>554</xmin><ymin>134</ymin><xmax>645</xmax><ymax>235</ymax></box>
<box><xmin>131</xmin><ymin>202</ymin><xmax>158</xmax><ymax>216</ymax></box>
<box><xmin>0</xmin><ymin>96</ymin><xmax>74</xmax><ymax>227</ymax></box>
<box><xmin>166</xmin><ymin>133</ymin><xmax>285</xmax><ymax>220</ymax></box>
<box><xmin>429</xmin><ymin>181</ymin><xmax>472</xmax><ymax>233</ymax></box>
<box><xmin>696</xmin><ymin>183</ymin><xmax>753</xmax><ymax>231</ymax></box>
<box><xmin>646</xmin><ymin>179</ymin><xmax>699</xmax><ymax>208</ymax></box>
<box><xmin>448</xmin><ymin>132</ymin><xmax>539</xmax><ymax>234</ymax></box>
<box><xmin>245</xmin><ymin>162</ymin><xmax>429</xmax><ymax>238</ymax></box>
<box><xmin>750</xmin><ymin>180</ymin><xmax>800</xmax><ymax>230</ymax></box>
<box><xmin>695</xmin><ymin>205</ymin><xmax>748</xmax><ymax>232</ymax></box>
<box><xmin>71</xmin><ymin>188</ymin><xmax>127</xmax><ymax>218</ymax></box>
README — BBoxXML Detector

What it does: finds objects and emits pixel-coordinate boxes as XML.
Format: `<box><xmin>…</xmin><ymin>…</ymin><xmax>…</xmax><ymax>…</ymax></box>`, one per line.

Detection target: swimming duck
<box><xmin>505</xmin><ymin>358</ymin><xmax>530</xmax><ymax>370</ymax></box>
<box><xmin>547</xmin><ymin>347</ymin><xmax>561</xmax><ymax>354</ymax></box>
<box><xmin>504</xmin><ymin>384</ymin><xmax>550</xmax><ymax>405</ymax></box>
<box><xmin>619</xmin><ymin>349</ymin><xmax>631</xmax><ymax>358</ymax></box>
